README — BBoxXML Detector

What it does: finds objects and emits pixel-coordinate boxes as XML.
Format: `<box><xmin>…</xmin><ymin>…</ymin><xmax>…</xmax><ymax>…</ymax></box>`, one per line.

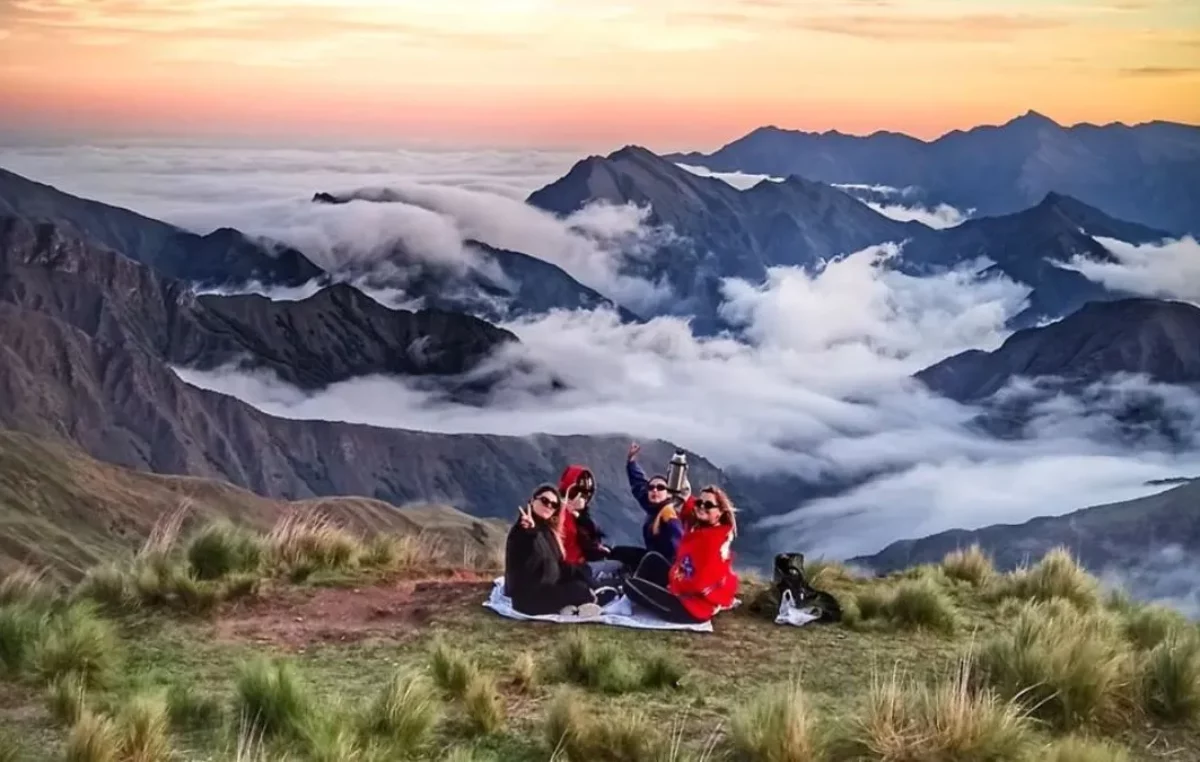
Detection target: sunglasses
<box><xmin>696</xmin><ymin>499</ymin><xmax>720</xmax><ymax>511</ymax></box>
<box><xmin>648</xmin><ymin>483</ymin><xmax>668</xmax><ymax>492</ymax></box>
<box><xmin>536</xmin><ymin>495</ymin><xmax>561</xmax><ymax>510</ymax></box>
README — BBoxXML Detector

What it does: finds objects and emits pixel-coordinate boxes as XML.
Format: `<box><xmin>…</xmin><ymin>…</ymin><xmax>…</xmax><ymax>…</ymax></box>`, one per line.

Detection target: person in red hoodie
<box><xmin>556</xmin><ymin>464</ymin><xmax>627</xmax><ymax>589</ymax></box>
<box><xmin>624</xmin><ymin>485</ymin><xmax>738</xmax><ymax>624</ymax></box>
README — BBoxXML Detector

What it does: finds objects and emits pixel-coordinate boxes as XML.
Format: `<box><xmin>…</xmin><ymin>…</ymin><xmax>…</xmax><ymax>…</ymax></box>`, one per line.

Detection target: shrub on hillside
<box><xmin>46</xmin><ymin>673</ymin><xmax>89</xmax><ymax>726</ymax></box>
<box><xmin>165</xmin><ymin>682</ymin><xmax>223</xmax><ymax>731</ymax></box>
<box><xmin>33</xmin><ymin>602</ymin><xmax>119</xmax><ymax>689</ymax></box>
<box><xmin>0</xmin><ymin>602</ymin><xmax>48</xmax><ymax>677</ymax></box>
<box><xmin>115</xmin><ymin>693</ymin><xmax>172</xmax><ymax>762</ymax></box>
<box><xmin>987</xmin><ymin>547</ymin><xmax>1099</xmax><ymax>610</ymax></box>
<box><xmin>1139</xmin><ymin>632</ymin><xmax>1200</xmax><ymax>723</ymax></box>
<box><xmin>979</xmin><ymin>600</ymin><xmax>1132</xmax><ymax>730</ymax></box>
<box><xmin>552</xmin><ymin>631</ymin><xmax>641</xmax><ymax>694</ymax></box>
<box><xmin>942</xmin><ymin>544</ymin><xmax>996</xmax><ymax>586</ymax></box>
<box><xmin>234</xmin><ymin>658</ymin><xmax>314</xmax><ymax>740</ymax></box>
<box><xmin>463</xmin><ymin>672</ymin><xmax>505</xmax><ymax>735</ymax></box>
<box><xmin>430</xmin><ymin>639</ymin><xmax>479</xmax><ymax>699</ymax></box>
<box><xmin>75</xmin><ymin>564</ymin><xmax>134</xmax><ymax>612</ymax></box>
<box><xmin>186</xmin><ymin>521</ymin><xmax>264</xmax><ymax>581</ymax></box>
<box><xmin>727</xmin><ymin>680</ymin><xmax>823</xmax><ymax>762</ymax></box>
<box><xmin>1122</xmin><ymin>604</ymin><xmax>1191</xmax><ymax>651</ymax></box>
<box><xmin>266</xmin><ymin>513</ymin><xmax>362</xmax><ymax>577</ymax></box>
<box><xmin>840</xmin><ymin>660</ymin><xmax>1032</xmax><ymax>761</ymax></box>
<box><xmin>362</xmin><ymin>671</ymin><xmax>441</xmax><ymax>752</ymax></box>
<box><xmin>853</xmin><ymin>579</ymin><xmax>960</xmax><ymax>635</ymax></box>
<box><xmin>64</xmin><ymin>711</ymin><xmax>119</xmax><ymax>762</ymax></box>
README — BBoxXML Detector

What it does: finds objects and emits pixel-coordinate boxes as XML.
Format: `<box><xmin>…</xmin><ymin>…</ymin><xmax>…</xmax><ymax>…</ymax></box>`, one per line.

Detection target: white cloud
<box><xmin>675</xmin><ymin>162</ymin><xmax>783</xmax><ymax>190</ymax></box>
<box><xmin>1062</xmin><ymin>235</ymin><xmax>1200</xmax><ymax>304</ymax></box>
<box><xmin>173</xmin><ymin>242</ymin><xmax>1200</xmax><ymax>565</ymax></box>
<box><xmin>832</xmin><ymin>183</ymin><xmax>916</xmax><ymax>197</ymax></box>
<box><xmin>11</xmin><ymin>141</ymin><xmax>1200</xmax><ymax>595</ymax></box>
<box><xmin>862</xmin><ymin>201</ymin><xmax>969</xmax><ymax>229</ymax></box>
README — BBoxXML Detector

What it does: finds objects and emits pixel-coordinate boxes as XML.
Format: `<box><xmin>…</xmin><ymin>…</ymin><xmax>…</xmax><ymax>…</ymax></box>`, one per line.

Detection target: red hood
<box><xmin>558</xmin><ymin>464</ymin><xmax>594</xmax><ymax>499</ymax></box>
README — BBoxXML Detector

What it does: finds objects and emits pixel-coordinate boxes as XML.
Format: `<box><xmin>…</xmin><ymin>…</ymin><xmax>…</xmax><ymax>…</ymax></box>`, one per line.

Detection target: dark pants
<box><xmin>624</xmin><ymin>552</ymin><xmax>704</xmax><ymax>625</ymax></box>
<box><xmin>511</xmin><ymin>580</ymin><xmax>593</xmax><ymax>617</ymax></box>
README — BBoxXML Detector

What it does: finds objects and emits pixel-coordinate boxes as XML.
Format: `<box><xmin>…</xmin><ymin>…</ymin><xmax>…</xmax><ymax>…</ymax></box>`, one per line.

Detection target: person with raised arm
<box><xmin>503</xmin><ymin>484</ymin><xmax>602</xmax><ymax>618</ymax></box>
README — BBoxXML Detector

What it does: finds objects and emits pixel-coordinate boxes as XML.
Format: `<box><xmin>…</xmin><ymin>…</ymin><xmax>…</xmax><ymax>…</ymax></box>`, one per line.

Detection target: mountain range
<box><xmin>524</xmin><ymin>144</ymin><xmax>1176</xmax><ymax>332</ymax></box>
<box><xmin>667</xmin><ymin>111</ymin><xmax>1200</xmax><ymax>236</ymax></box>
<box><xmin>852</xmin><ymin>477</ymin><xmax>1200</xmax><ymax>614</ymax></box>
<box><xmin>0</xmin><ymin>207</ymin><xmax>765</xmax><ymax>545</ymax></box>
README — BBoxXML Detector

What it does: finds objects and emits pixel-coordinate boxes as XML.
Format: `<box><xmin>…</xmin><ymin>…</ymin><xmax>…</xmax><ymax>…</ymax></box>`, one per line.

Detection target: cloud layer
<box><xmin>1065</xmin><ymin>234</ymin><xmax>1200</xmax><ymax>304</ymax></box>
<box><xmin>10</xmin><ymin>143</ymin><xmax>1200</xmax><ymax>582</ymax></box>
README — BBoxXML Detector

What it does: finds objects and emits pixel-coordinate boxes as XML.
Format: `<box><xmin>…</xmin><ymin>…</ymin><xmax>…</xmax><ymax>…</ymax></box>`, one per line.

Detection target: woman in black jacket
<box><xmin>504</xmin><ymin>484</ymin><xmax>602</xmax><ymax>618</ymax></box>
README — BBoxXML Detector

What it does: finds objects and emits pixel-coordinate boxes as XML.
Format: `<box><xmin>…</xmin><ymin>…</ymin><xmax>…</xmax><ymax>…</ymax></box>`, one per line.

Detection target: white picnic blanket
<box><xmin>482</xmin><ymin>577</ymin><xmax>715</xmax><ymax>632</ymax></box>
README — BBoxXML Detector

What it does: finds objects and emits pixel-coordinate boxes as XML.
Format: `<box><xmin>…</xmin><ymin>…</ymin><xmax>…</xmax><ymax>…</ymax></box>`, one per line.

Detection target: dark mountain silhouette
<box><xmin>0</xmin><ymin>216</ymin><xmax>515</xmax><ymax>395</ymax></box>
<box><xmin>851</xmin><ymin>478</ymin><xmax>1200</xmax><ymax>611</ymax></box>
<box><xmin>667</xmin><ymin>111</ymin><xmax>1200</xmax><ymax>235</ymax></box>
<box><xmin>916</xmin><ymin>298</ymin><xmax>1200</xmax><ymax>403</ymax></box>
<box><xmin>527</xmin><ymin>146</ymin><xmax>1171</xmax><ymax>331</ymax></box>
<box><xmin>0</xmin><ymin>214</ymin><xmax>769</xmax><ymax>542</ymax></box>
<box><xmin>312</xmin><ymin>190</ymin><xmax>639</xmax><ymax>322</ymax></box>
<box><xmin>900</xmin><ymin>192</ymin><xmax>1174</xmax><ymax>327</ymax></box>
<box><xmin>528</xmin><ymin>145</ymin><xmax>924</xmax><ymax>333</ymax></box>
<box><xmin>0</xmin><ymin>167</ymin><xmax>323</xmax><ymax>287</ymax></box>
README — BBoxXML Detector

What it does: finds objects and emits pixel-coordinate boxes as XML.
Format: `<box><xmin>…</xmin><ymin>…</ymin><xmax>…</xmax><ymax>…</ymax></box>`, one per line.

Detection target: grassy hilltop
<box><xmin>1</xmin><ymin>432</ymin><xmax>1200</xmax><ymax>761</ymax></box>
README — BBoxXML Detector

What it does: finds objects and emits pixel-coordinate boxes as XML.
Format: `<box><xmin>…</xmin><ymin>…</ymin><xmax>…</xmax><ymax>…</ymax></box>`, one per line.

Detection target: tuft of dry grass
<box><xmin>511</xmin><ymin>651</ymin><xmax>539</xmax><ymax>693</ymax></box>
<box><xmin>64</xmin><ymin>711</ymin><xmax>119</xmax><ymax>762</ymax></box>
<box><xmin>941</xmin><ymin>544</ymin><xmax>996</xmax><ymax>586</ymax></box>
<box><xmin>727</xmin><ymin>678</ymin><xmax>823</xmax><ymax>762</ymax></box>
<box><xmin>552</xmin><ymin>630</ymin><xmax>642</xmax><ymax>695</ymax></box>
<box><xmin>463</xmin><ymin>671</ymin><xmax>506</xmax><ymax>735</ymax></box>
<box><xmin>46</xmin><ymin>672</ymin><xmax>89</xmax><ymax>726</ymax></box>
<box><xmin>430</xmin><ymin>639</ymin><xmax>480</xmax><ymax>699</ymax></box>
<box><xmin>1122</xmin><ymin>603</ymin><xmax>1191</xmax><ymax>651</ymax></box>
<box><xmin>362</xmin><ymin>670</ymin><xmax>441</xmax><ymax>752</ymax></box>
<box><xmin>33</xmin><ymin>602</ymin><xmax>120</xmax><ymax>689</ymax></box>
<box><xmin>186</xmin><ymin>520</ymin><xmax>264</xmax><ymax>581</ymax></box>
<box><xmin>138</xmin><ymin>502</ymin><xmax>191</xmax><ymax>560</ymax></box>
<box><xmin>978</xmin><ymin>600</ymin><xmax>1132</xmax><ymax>731</ymax></box>
<box><xmin>0</xmin><ymin>602</ymin><xmax>48</xmax><ymax>677</ymax></box>
<box><xmin>853</xmin><ymin>579</ymin><xmax>960</xmax><ymax>635</ymax></box>
<box><xmin>0</xmin><ymin>730</ymin><xmax>17</xmax><ymax>762</ymax></box>
<box><xmin>1139</xmin><ymin>632</ymin><xmax>1200</xmax><ymax>723</ymax></box>
<box><xmin>233</xmin><ymin>657</ymin><xmax>314</xmax><ymax>740</ymax></box>
<box><xmin>987</xmin><ymin>547</ymin><xmax>1099</xmax><ymax>611</ymax></box>
<box><xmin>115</xmin><ymin>692</ymin><xmax>173</xmax><ymax>762</ymax></box>
<box><xmin>843</xmin><ymin>659</ymin><xmax>1032</xmax><ymax>761</ymax></box>
<box><xmin>266</xmin><ymin>512</ymin><xmax>362</xmax><ymax>579</ymax></box>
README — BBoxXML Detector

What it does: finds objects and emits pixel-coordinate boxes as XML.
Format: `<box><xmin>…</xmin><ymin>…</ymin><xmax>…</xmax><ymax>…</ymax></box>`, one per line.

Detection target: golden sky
<box><xmin>1</xmin><ymin>0</ymin><xmax>1198</xmax><ymax>150</ymax></box>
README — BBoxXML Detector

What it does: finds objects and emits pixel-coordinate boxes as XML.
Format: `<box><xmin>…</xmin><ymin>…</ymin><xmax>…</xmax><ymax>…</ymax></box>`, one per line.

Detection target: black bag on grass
<box><xmin>773</xmin><ymin>552</ymin><xmax>842</xmax><ymax>623</ymax></box>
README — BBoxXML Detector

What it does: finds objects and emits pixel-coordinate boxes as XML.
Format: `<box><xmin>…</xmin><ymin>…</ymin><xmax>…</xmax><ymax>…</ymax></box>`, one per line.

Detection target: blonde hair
<box><xmin>697</xmin><ymin>486</ymin><xmax>737</xmax><ymax>537</ymax></box>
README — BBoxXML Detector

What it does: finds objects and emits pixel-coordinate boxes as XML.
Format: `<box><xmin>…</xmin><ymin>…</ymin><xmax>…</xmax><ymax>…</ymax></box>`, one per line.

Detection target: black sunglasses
<box><xmin>648</xmin><ymin>483</ymin><xmax>668</xmax><ymax>492</ymax></box>
<box><xmin>696</xmin><ymin>499</ymin><xmax>719</xmax><ymax>511</ymax></box>
<box><xmin>536</xmin><ymin>495</ymin><xmax>561</xmax><ymax>510</ymax></box>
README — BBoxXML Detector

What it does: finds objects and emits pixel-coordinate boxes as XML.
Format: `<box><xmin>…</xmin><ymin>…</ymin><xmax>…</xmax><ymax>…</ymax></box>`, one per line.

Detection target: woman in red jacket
<box><xmin>624</xmin><ymin>485</ymin><xmax>738</xmax><ymax>624</ymax></box>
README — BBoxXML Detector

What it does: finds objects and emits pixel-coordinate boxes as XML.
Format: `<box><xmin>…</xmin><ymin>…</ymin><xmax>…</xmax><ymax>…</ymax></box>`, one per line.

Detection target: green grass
<box><xmin>1</xmin><ymin>545</ymin><xmax>1199</xmax><ymax>762</ymax></box>
<box><xmin>186</xmin><ymin>520</ymin><xmax>264</xmax><ymax>581</ymax></box>
<box><xmin>33</xmin><ymin>602</ymin><xmax>120</xmax><ymax>689</ymax></box>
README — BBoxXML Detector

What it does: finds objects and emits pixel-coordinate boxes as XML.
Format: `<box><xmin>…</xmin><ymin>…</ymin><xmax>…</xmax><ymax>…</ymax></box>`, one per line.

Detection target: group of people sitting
<box><xmin>503</xmin><ymin>442</ymin><xmax>739</xmax><ymax>625</ymax></box>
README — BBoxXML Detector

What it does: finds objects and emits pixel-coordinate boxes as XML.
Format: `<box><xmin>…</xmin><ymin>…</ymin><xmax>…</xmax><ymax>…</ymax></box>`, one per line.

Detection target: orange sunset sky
<box><xmin>1</xmin><ymin>0</ymin><xmax>1198</xmax><ymax>151</ymax></box>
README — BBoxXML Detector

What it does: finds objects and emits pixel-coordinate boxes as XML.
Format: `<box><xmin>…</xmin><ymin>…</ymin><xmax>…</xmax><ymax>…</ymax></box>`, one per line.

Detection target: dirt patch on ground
<box><xmin>215</xmin><ymin>572</ymin><xmax>494</xmax><ymax>649</ymax></box>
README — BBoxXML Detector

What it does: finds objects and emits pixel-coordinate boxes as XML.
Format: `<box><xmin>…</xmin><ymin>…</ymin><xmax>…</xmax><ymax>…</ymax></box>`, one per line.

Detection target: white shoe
<box><xmin>575</xmin><ymin>603</ymin><xmax>603</xmax><ymax>618</ymax></box>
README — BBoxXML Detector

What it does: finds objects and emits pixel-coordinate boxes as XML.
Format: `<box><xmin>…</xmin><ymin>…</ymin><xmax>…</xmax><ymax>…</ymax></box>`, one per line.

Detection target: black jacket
<box><xmin>504</xmin><ymin>518</ymin><xmax>593</xmax><ymax>616</ymax></box>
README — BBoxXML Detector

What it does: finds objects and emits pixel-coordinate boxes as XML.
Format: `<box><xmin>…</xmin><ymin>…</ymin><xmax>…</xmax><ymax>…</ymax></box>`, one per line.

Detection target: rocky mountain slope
<box><xmin>0</xmin><ymin>167</ymin><xmax>323</xmax><ymax>287</ymax></box>
<box><xmin>851</xmin><ymin>478</ymin><xmax>1200</xmax><ymax>613</ymax></box>
<box><xmin>0</xmin><ymin>215</ymin><xmax>516</xmax><ymax>393</ymax></box>
<box><xmin>527</xmin><ymin>146</ymin><xmax>1169</xmax><ymax>330</ymax></box>
<box><xmin>0</xmin><ymin>216</ymin><xmax>761</xmax><ymax>543</ymax></box>
<box><xmin>0</xmin><ymin>428</ymin><xmax>506</xmax><ymax>579</ymax></box>
<box><xmin>312</xmin><ymin>190</ymin><xmax>639</xmax><ymax>322</ymax></box>
<box><xmin>528</xmin><ymin>145</ymin><xmax>924</xmax><ymax>332</ymax></box>
<box><xmin>668</xmin><ymin>111</ymin><xmax>1200</xmax><ymax>235</ymax></box>
<box><xmin>916</xmin><ymin>298</ymin><xmax>1200</xmax><ymax>403</ymax></box>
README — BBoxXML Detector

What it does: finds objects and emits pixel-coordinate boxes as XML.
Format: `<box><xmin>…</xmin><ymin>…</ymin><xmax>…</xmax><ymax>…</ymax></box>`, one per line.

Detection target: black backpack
<box><xmin>773</xmin><ymin>553</ymin><xmax>842</xmax><ymax>623</ymax></box>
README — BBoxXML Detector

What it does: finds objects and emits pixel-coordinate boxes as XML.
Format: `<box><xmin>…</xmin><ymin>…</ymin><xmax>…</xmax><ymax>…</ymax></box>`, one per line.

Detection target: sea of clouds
<box><xmin>4</xmin><ymin>142</ymin><xmax>1200</xmax><ymax>588</ymax></box>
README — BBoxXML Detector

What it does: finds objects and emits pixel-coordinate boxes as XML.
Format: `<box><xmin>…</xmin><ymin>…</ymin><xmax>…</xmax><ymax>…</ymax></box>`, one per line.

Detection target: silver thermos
<box><xmin>666</xmin><ymin>450</ymin><xmax>688</xmax><ymax>494</ymax></box>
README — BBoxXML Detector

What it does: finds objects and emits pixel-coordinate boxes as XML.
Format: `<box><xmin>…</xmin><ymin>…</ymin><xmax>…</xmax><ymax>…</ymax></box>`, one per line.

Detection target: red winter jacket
<box><xmin>557</xmin><ymin>464</ymin><xmax>607</xmax><ymax>564</ymax></box>
<box><xmin>668</xmin><ymin>522</ymin><xmax>738</xmax><ymax>621</ymax></box>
